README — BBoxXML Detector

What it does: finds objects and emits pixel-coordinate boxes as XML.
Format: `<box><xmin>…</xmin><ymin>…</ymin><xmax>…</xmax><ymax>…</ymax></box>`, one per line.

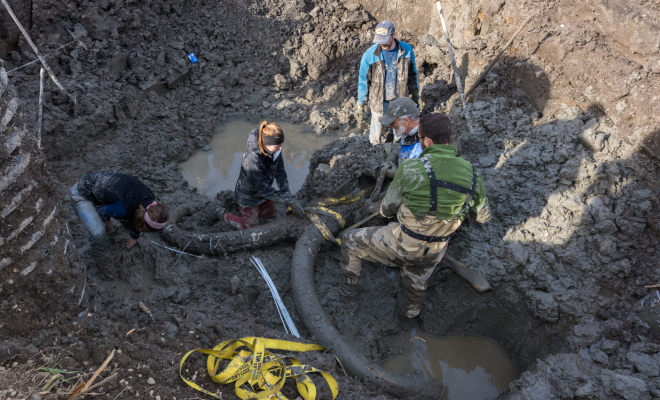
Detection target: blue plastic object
<box><xmin>188</xmin><ymin>53</ymin><xmax>198</xmax><ymax>63</ymax></box>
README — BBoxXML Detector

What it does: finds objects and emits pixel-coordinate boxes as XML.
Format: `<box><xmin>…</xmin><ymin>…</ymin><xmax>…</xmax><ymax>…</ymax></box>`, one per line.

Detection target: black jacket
<box><xmin>78</xmin><ymin>171</ymin><xmax>155</xmax><ymax>215</ymax></box>
<box><xmin>77</xmin><ymin>171</ymin><xmax>156</xmax><ymax>239</ymax></box>
<box><xmin>234</xmin><ymin>129</ymin><xmax>292</xmax><ymax>208</ymax></box>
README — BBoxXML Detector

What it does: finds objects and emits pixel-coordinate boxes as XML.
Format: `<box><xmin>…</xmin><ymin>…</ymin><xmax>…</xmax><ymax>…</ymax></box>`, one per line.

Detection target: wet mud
<box><xmin>1</xmin><ymin>0</ymin><xmax>660</xmax><ymax>399</ymax></box>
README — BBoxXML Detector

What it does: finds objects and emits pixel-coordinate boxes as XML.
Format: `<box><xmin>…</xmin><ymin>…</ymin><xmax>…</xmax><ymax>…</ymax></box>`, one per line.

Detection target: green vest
<box><xmin>384</xmin><ymin>144</ymin><xmax>489</xmax><ymax>220</ymax></box>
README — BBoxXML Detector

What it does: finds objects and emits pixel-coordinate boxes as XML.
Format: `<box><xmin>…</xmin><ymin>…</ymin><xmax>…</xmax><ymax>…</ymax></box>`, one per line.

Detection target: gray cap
<box><xmin>379</xmin><ymin>97</ymin><xmax>418</xmax><ymax>126</ymax></box>
<box><xmin>373</xmin><ymin>20</ymin><xmax>395</xmax><ymax>44</ymax></box>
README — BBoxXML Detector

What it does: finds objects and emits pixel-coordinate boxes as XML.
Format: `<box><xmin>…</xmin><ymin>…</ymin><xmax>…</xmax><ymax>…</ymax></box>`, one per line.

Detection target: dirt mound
<box><xmin>1</xmin><ymin>0</ymin><xmax>660</xmax><ymax>398</ymax></box>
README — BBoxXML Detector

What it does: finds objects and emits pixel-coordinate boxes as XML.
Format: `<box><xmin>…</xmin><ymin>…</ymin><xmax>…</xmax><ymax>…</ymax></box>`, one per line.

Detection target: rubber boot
<box><xmin>338</xmin><ymin>278</ymin><xmax>359</xmax><ymax>312</ymax></box>
<box><xmin>396</xmin><ymin>306</ymin><xmax>414</xmax><ymax>331</ymax></box>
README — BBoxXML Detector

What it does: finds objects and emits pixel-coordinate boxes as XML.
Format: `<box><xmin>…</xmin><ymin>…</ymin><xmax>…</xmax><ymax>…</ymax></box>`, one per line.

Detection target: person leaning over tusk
<box><xmin>70</xmin><ymin>171</ymin><xmax>170</xmax><ymax>255</ymax></box>
<box><xmin>337</xmin><ymin>113</ymin><xmax>491</xmax><ymax>329</ymax></box>
<box><xmin>224</xmin><ymin>121</ymin><xmax>305</xmax><ymax>230</ymax></box>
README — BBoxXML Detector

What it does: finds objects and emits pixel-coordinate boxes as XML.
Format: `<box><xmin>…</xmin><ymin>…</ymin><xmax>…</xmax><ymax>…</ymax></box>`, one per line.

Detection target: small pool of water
<box><xmin>382</xmin><ymin>325</ymin><xmax>518</xmax><ymax>400</ymax></box>
<box><xmin>180</xmin><ymin>116</ymin><xmax>336</xmax><ymax>197</ymax></box>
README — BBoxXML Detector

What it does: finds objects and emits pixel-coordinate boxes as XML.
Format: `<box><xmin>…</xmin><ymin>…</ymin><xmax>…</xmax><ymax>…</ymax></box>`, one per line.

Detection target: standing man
<box><xmin>356</xmin><ymin>20</ymin><xmax>419</xmax><ymax>145</ymax></box>
<box><xmin>378</xmin><ymin>97</ymin><xmax>423</xmax><ymax>164</ymax></box>
<box><xmin>338</xmin><ymin>113</ymin><xmax>491</xmax><ymax>327</ymax></box>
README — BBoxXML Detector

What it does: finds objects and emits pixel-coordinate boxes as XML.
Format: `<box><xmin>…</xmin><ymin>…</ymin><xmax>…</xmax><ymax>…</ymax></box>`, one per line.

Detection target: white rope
<box><xmin>250</xmin><ymin>256</ymin><xmax>300</xmax><ymax>338</ymax></box>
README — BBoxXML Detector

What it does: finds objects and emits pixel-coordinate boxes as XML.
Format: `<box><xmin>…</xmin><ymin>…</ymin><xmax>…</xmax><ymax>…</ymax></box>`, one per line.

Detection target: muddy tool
<box><xmin>443</xmin><ymin>254</ymin><xmax>491</xmax><ymax>293</ymax></box>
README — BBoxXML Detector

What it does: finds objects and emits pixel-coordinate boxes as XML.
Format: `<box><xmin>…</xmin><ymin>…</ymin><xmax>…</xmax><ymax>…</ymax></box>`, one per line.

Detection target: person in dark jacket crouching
<box><xmin>70</xmin><ymin>171</ymin><xmax>169</xmax><ymax>256</ymax></box>
<box><xmin>224</xmin><ymin>121</ymin><xmax>305</xmax><ymax>230</ymax></box>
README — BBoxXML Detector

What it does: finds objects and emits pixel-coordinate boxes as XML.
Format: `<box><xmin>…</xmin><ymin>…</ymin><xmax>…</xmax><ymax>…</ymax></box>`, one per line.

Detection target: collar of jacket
<box><xmin>419</xmin><ymin>144</ymin><xmax>458</xmax><ymax>158</ymax></box>
<box><xmin>401</xmin><ymin>131</ymin><xmax>419</xmax><ymax>145</ymax></box>
<box><xmin>373</xmin><ymin>38</ymin><xmax>402</xmax><ymax>58</ymax></box>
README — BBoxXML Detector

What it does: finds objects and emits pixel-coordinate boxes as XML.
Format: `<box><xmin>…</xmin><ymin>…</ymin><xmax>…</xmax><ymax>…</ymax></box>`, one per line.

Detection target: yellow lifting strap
<box><xmin>293</xmin><ymin>187</ymin><xmax>373</xmax><ymax>246</ymax></box>
<box><xmin>179</xmin><ymin>337</ymin><xmax>339</xmax><ymax>400</ymax></box>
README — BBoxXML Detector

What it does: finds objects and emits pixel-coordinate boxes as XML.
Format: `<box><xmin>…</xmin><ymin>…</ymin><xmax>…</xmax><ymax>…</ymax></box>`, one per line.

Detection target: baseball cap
<box><xmin>379</xmin><ymin>97</ymin><xmax>418</xmax><ymax>126</ymax></box>
<box><xmin>373</xmin><ymin>20</ymin><xmax>395</xmax><ymax>45</ymax></box>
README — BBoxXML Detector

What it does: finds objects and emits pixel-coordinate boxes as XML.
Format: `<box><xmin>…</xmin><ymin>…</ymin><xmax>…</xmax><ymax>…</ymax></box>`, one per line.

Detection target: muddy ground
<box><xmin>1</xmin><ymin>0</ymin><xmax>660</xmax><ymax>399</ymax></box>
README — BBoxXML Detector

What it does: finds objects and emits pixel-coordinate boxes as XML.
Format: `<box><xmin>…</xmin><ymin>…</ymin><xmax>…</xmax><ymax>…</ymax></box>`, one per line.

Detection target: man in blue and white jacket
<box><xmin>356</xmin><ymin>20</ymin><xmax>419</xmax><ymax>145</ymax></box>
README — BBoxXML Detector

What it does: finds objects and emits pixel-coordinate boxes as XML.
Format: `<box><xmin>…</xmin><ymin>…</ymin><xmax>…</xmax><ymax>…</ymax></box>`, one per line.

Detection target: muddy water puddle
<box><xmin>383</xmin><ymin>325</ymin><xmax>518</xmax><ymax>400</ymax></box>
<box><xmin>180</xmin><ymin>116</ymin><xmax>335</xmax><ymax>196</ymax></box>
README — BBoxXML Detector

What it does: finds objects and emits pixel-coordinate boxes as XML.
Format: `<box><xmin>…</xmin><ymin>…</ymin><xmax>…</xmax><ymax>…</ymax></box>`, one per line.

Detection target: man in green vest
<box><xmin>338</xmin><ymin>113</ymin><xmax>491</xmax><ymax>326</ymax></box>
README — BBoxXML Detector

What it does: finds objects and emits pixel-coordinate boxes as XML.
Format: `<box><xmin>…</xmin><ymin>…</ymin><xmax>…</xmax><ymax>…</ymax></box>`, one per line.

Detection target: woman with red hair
<box><xmin>224</xmin><ymin>121</ymin><xmax>305</xmax><ymax>230</ymax></box>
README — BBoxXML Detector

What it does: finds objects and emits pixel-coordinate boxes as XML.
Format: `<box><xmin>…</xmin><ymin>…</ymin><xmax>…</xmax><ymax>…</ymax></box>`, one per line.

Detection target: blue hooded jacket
<box><xmin>357</xmin><ymin>39</ymin><xmax>418</xmax><ymax>114</ymax></box>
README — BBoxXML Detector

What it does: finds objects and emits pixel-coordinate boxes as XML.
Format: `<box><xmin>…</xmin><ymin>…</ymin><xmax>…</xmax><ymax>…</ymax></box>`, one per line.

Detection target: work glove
<box><xmin>289</xmin><ymin>199</ymin><xmax>305</xmax><ymax>218</ymax></box>
<box><xmin>354</xmin><ymin>106</ymin><xmax>363</xmax><ymax>123</ymax></box>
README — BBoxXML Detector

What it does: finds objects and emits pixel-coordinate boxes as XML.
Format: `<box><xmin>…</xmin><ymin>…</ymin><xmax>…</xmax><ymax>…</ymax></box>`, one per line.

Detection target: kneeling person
<box><xmin>224</xmin><ymin>121</ymin><xmax>305</xmax><ymax>230</ymax></box>
<box><xmin>338</xmin><ymin>113</ymin><xmax>491</xmax><ymax>325</ymax></box>
<box><xmin>70</xmin><ymin>171</ymin><xmax>170</xmax><ymax>256</ymax></box>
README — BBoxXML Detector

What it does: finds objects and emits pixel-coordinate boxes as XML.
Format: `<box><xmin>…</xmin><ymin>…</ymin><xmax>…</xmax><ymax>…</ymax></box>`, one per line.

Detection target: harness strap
<box><xmin>419</xmin><ymin>156</ymin><xmax>478</xmax><ymax>217</ymax></box>
<box><xmin>400</xmin><ymin>224</ymin><xmax>451</xmax><ymax>243</ymax></box>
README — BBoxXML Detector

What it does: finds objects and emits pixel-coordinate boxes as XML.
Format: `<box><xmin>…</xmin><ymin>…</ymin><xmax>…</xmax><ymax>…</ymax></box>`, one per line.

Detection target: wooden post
<box><xmin>436</xmin><ymin>1</ymin><xmax>474</xmax><ymax>135</ymax></box>
<box><xmin>1</xmin><ymin>0</ymin><xmax>75</xmax><ymax>103</ymax></box>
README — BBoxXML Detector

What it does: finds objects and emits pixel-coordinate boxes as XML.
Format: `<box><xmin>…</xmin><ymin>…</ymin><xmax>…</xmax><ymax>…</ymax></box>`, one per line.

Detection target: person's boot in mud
<box><xmin>396</xmin><ymin>304</ymin><xmax>415</xmax><ymax>331</ymax></box>
<box><xmin>337</xmin><ymin>276</ymin><xmax>360</xmax><ymax>312</ymax></box>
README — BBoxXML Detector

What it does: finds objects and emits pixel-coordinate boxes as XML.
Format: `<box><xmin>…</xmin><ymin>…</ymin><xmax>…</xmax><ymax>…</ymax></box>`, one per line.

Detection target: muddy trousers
<box><xmin>70</xmin><ymin>183</ymin><xmax>110</xmax><ymax>257</ymax></box>
<box><xmin>369</xmin><ymin>101</ymin><xmax>393</xmax><ymax>145</ymax></box>
<box><xmin>340</xmin><ymin>225</ymin><xmax>448</xmax><ymax>318</ymax></box>
<box><xmin>224</xmin><ymin>200</ymin><xmax>277</xmax><ymax>230</ymax></box>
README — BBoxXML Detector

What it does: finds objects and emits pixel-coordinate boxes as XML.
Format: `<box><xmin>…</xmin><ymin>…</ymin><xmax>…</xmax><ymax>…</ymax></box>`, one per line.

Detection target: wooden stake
<box><xmin>465</xmin><ymin>15</ymin><xmax>533</xmax><ymax>99</ymax></box>
<box><xmin>436</xmin><ymin>1</ymin><xmax>474</xmax><ymax>135</ymax></box>
<box><xmin>37</xmin><ymin>68</ymin><xmax>44</xmax><ymax>149</ymax></box>
<box><xmin>1</xmin><ymin>0</ymin><xmax>75</xmax><ymax>103</ymax></box>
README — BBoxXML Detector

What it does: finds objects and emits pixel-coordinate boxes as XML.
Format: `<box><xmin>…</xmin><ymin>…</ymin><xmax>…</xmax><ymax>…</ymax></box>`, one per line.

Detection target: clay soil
<box><xmin>1</xmin><ymin>0</ymin><xmax>660</xmax><ymax>399</ymax></box>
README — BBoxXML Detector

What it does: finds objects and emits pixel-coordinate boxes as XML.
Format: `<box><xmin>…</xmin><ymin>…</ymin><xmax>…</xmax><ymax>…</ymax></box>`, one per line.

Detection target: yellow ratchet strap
<box><xmin>293</xmin><ymin>187</ymin><xmax>373</xmax><ymax>246</ymax></box>
<box><xmin>179</xmin><ymin>337</ymin><xmax>339</xmax><ymax>400</ymax></box>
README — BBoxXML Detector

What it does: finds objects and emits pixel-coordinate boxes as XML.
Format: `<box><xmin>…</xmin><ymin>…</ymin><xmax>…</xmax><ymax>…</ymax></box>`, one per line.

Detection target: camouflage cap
<box><xmin>379</xmin><ymin>97</ymin><xmax>419</xmax><ymax>126</ymax></box>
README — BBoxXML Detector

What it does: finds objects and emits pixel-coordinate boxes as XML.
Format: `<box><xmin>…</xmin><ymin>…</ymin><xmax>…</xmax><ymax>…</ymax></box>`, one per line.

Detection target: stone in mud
<box><xmin>508</xmin><ymin>242</ymin><xmax>529</xmax><ymax>265</ymax></box>
<box><xmin>601</xmin><ymin>340</ymin><xmax>622</xmax><ymax>354</ymax></box>
<box><xmin>274</xmin><ymin>74</ymin><xmax>290</xmax><ymax>90</ymax></box>
<box><xmin>609</xmin><ymin>372</ymin><xmax>650</xmax><ymax>400</ymax></box>
<box><xmin>636</xmin><ymin>291</ymin><xmax>660</xmax><ymax>335</ymax></box>
<box><xmin>526</xmin><ymin>291</ymin><xmax>559</xmax><ymax>323</ymax></box>
<box><xmin>590</xmin><ymin>345</ymin><xmax>609</xmax><ymax>365</ymax></box>
<box><xmin>627</xmin><ymin>352</ymin><xmax>660</xmax><ymax>377</ymax></box>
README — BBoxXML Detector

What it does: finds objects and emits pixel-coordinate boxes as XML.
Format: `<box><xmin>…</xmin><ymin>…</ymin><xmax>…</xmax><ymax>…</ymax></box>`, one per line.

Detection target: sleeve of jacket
<box><xmin>357</xmin><ymin>51</ymin><xmax>371</xmax><ymax>106</ymax></box>
<box><xmin>247</xmin><ymin>153</ymin><xmax>293</xmax><ymax>205</ymax></box>
<box><xmin>273</xmin><ymin>154</ymin><xmax>292</xmax><ymax>202</ymax></box>
<box><xmin>407</xmin><ymin>48</ymin><xmax>419</xmax><ymax>98</ymax></box>
<box><xmin>380</xmin><ymin>164</ymin><xmax>405</xmax><ymax>217</ymax></box>
<box><xmin>468</xmin><ymin>168</ymin><xmax>491</xmax><ymax>223</ymax></box>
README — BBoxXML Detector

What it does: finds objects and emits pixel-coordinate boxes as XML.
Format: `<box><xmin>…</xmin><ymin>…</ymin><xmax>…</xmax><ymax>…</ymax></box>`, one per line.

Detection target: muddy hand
<box><xmin>127</xmin><ymin>237</ymin><xmax>137</xmax><ymax>249</ymax></box>
<box><xmin>289</xmin><ymin>199</ymin><xmax>305</xmax><ymax>218</ymax></box>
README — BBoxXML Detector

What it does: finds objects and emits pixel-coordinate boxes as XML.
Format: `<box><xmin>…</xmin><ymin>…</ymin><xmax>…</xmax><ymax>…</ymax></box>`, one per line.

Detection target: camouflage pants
<box><xmin>340</xmin><ymin>218</ymin><xmax>460</xmax><ymax>318</ymax></box>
